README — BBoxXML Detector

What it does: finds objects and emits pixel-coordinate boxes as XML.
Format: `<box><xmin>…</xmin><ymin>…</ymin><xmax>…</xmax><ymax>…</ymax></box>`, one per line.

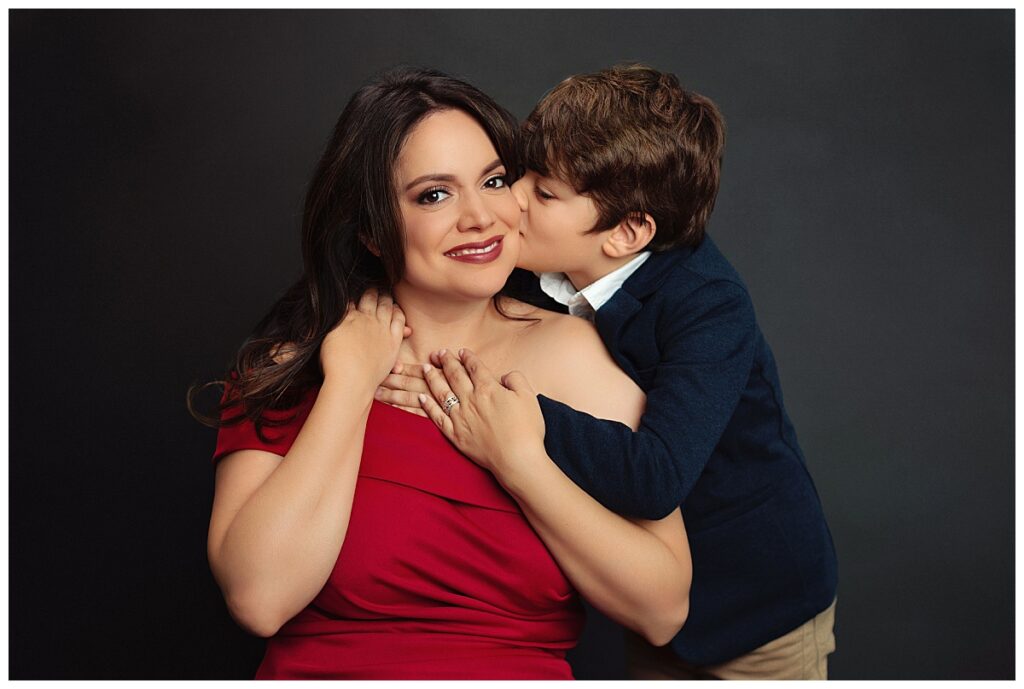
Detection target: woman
<box><xmin>194</xmin><ymin>67</ymin><xmax>690</xmax><ymax>679</ymax></box>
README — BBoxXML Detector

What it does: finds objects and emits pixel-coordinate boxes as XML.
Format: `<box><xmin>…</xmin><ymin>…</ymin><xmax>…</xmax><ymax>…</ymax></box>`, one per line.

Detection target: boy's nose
<box><xmin>511</xmin><ymin>177</ymin><xmax>529</xmax><ymax>211</ymax></box>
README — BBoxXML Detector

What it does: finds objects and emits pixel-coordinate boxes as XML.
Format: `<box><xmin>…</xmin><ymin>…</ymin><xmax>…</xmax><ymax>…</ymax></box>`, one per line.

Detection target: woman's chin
<box><xmin>460</xmin><ymin>277</ymin><xmax>513</xmax><ymax>301</ymax></box>
<box><xmin>453</xmin><ymin>268</ymin><xmax>515</xmax><ymax>300</ymax></box>
<box><xmin>403</xmin><ymin>273</ymin><xmax>513</xmax><ymax>303</ymax></box>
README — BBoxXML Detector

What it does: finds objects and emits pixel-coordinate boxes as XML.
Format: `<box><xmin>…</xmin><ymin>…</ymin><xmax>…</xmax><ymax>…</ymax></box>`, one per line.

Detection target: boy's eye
<box><xmin>417</xmin><ymin>187</ymin><xmax>451</xmax><ymax>205</ymax></box>
<box><xmin>535</xmin><ymin>186</ymin><xmax>556</xmax><ymax>201</ymax></box>
<box><xmin>484</xmin><ymin>174</ymin><xmax>507</xmax><ymax>189</ymax></box>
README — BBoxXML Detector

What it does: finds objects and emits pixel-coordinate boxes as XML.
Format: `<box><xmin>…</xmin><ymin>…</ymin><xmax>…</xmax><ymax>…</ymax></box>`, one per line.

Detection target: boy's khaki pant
<box><xmin>626</xmin><ymin>598</ymin><xmax>837</xmax><ymax>680</ymax></box>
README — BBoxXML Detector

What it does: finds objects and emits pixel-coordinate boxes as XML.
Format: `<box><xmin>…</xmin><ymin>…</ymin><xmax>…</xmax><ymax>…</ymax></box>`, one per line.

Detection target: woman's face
<box><xmin>393</xmin><ymin>108</ymin><xmax>521</xmax><ymax>302</ymax></box>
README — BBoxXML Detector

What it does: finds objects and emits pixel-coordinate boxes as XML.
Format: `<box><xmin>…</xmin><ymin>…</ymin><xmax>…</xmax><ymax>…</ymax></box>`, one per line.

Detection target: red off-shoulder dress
<box><xmin>212</xmin><ymin>387</ymin><xmax>584</xmax><ymax>679</ymax></box>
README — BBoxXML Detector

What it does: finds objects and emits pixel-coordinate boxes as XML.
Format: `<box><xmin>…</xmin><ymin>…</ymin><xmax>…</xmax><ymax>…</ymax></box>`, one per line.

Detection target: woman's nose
<box><xmin>457</xmin><ymin>191</ymin><xmax>495</xmax><ymax>232</ymax></box>
<box><xmin>511</xmin><ymin>178</ymin><xmax>529</xmax><ymax>212</ymax></box>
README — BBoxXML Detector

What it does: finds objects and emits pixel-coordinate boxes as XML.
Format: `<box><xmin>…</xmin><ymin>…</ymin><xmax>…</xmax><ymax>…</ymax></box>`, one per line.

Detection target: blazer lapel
<box><xmin>594</xmin><ymin>244</ymin><xmax>696</xmax><ymax>375</ymax></box>
<box><xmin>594</xmin><ymin>290</ymin><xmax>642</xmax><ymax>376</ymax></box>
<box><xmin>621</xmin><ymin>244</ymin><xmax>695</xmax><ymax>301</ymax></box>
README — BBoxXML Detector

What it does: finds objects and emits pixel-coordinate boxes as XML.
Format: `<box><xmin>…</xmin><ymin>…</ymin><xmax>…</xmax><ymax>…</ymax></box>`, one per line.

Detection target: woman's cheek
<box><xmin>497</xmin><ymin>193</ymin><xmax>522</xmax><ymax>229</ymax></box>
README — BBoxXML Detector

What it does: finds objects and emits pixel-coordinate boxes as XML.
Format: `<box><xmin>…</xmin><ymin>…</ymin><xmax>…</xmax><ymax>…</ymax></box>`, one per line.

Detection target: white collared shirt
<box><xmin>537</xmin><ymin>251</ymin><xmax>652</xmax><ymax>321</ymax></box>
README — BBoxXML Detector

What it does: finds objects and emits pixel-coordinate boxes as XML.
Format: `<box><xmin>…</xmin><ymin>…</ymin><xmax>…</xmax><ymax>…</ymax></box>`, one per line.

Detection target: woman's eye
<box><xmin>484</xmin><ymin>174</ymin><xmax>507</xmax><ymax>189</ymax></box>
<box><xmin>417</xmin><ymin>187</ymin><xmax>451</xmax><ymax>205</ymax></box>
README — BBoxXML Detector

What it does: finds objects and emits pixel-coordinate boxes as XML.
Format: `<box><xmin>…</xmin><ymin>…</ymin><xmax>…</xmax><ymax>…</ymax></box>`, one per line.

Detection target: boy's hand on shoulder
<box><xmin>419</xmin><ymin>349</ymin><xmax>547</xmax><ymax>481</ymax></box>
<box><xmin>374</xmin><ymin>361</ymin><xmax>430</xmax><ymax>417</ymax></box>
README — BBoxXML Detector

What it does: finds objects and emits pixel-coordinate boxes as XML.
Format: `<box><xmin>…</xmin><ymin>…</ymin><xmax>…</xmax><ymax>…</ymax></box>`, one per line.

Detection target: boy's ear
<box><xmin>602</xmin><ymin>212</ymin><xmax>656</xmax><ymax>259</ymax></box>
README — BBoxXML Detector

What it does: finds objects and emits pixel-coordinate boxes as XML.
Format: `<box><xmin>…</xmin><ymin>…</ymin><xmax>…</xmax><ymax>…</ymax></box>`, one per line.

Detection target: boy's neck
<box><xmin>564</xmin><ymin>251</ymin><xmax>647</xmax><ymax>292</ymax></box>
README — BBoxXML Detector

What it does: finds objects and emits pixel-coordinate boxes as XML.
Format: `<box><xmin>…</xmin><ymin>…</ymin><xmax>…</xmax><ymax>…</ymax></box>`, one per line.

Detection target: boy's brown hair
<box><xmin>522</xmin><ymin>64</ymin><xmax>725</xmax><ymax>250</ymax></box>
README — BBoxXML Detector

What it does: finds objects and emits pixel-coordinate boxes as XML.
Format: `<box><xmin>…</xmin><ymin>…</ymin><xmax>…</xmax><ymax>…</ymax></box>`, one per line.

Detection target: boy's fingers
<box><xmin>374</xmin><ymin>386</ymin><xmax>421</xmax><ymax>408</ymax></box>
<box><xmin>397</xmin><ymin>362</ymin><xmax>426</xmax><ymax>380</ymax></box>
<box><xmin>380</xmin><ymin>372</ymin><xmax>430</xmax><ymax>394</ymax></box>
<box><xmin>392</xmin><ymin>403</ymin><xmax>428</xmax><ymax>418</ymax></box>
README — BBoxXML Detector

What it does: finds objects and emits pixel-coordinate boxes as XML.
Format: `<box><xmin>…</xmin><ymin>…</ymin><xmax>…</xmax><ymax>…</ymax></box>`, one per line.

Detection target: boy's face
<box><xmin>511</xmin><ymin>170</ymin><xmax>608</xmax><ymax>284</ymax></box>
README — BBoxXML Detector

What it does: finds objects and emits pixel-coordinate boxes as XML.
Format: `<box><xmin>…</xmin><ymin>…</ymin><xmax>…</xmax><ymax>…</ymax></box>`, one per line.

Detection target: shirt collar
<box><xmin>537</xmin><ymin>251</ymin><xmax>652</xmax><ymax>320</ymax></box>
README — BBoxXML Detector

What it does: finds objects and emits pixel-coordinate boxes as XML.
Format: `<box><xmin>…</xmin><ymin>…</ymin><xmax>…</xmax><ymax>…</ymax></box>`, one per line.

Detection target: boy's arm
<box><xmin>538</xmin><ymin>279</ymin><xmax>757</xmax><ymax>520</ymax></box>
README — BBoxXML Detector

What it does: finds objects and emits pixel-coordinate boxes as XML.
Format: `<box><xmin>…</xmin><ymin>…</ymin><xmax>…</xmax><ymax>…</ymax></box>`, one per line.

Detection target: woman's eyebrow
<box><xmin>403</xmin><ymin>159</ymin><xmax>503</xmax><ymax>191</ymax></box>
<box><xmin>404</xmin><ymin>173</ymin><xmax>456</xmax><ymax>191</ymax></box>
<box><xmin>479</xmin><ymin>158</ymin><xmax>503</xmax><ymax>177</ymax></box>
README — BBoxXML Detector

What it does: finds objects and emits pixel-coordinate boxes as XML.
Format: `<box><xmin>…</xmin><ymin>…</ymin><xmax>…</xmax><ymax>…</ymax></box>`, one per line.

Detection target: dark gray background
<box><xmin>10</xmin><ymin>9</ymin><xmax>1013</xmax><ymax>680</ymax></box>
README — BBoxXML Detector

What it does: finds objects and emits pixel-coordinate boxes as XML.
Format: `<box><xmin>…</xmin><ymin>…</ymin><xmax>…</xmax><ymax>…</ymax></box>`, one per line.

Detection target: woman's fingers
<box><xmin>419</xmin><ymin>393</ymin><xmax>455</xmax><ymax>437</ymax></box>
<box><xmin>458</xmin><ymin>349</ymin><xmax>495</xmax><ymax>388</ymax></box>
<box><xmin>358</xmin><ymin>287</ymin><xmax>378</xmax><ymax>314</ymax></box>
<box><xmin>377</xmin><ymin>292</ymin><xmax>394</xmax><ymax>321</ymax></box>
<box><xmin>389</xmin><ymin>303</ymin><xmax>406</xmax><ymax>338</ymax></box>
<box><xmin>436</xmin><ymin>349</ymin><xmax>474</xmax><ymax>396</ymax></box>
<box><xmin>500</xmin><ymin>369</ymin><xmax>535</xmax><ymax>395</ymax></box>
<box><xmin>422</xmin><ymin>364</ymin><xmax>461</xmax><ymax>416</ymax></box>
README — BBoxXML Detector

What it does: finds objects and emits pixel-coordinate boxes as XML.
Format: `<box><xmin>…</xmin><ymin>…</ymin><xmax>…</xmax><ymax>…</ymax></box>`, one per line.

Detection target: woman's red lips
<box><xmin>444</xmin><ymin>236</ymin><xmax>504</xmax><ymax>263</ymax></box>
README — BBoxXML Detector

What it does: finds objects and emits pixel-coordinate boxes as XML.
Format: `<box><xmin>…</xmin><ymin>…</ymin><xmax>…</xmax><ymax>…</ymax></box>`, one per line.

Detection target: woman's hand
<box><xmin>418</xmin><ymin>348</ymin><xmax>547</xmax><ymax>480</ymax></box>
<box><xmin>320</xmin><ymin>288</ymin><xmax>411</xmax><ymax>387</ymax></box>
<box><xmin>419</xmin><ymin>348</ymin><xmax>691</xmax><ymax>645</ymax></box>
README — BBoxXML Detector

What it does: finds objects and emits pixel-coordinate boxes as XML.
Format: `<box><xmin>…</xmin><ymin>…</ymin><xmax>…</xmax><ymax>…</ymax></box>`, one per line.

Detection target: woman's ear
<box><xmin>602</xmin><ymin>212</ymin><xmax>656</xmax><ymax>259</ymax></box>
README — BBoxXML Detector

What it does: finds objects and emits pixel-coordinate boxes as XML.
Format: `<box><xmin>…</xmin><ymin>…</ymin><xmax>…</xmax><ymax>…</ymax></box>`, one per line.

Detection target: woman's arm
<box><xmin>207</xmin><ymin>290</ymin><xmax>407</xmax><ymax>637</ymax></box>
<box><xmin>419</xmin><ymin>342</ymin><xmax>691</xmax><ymax>646</ymax></box>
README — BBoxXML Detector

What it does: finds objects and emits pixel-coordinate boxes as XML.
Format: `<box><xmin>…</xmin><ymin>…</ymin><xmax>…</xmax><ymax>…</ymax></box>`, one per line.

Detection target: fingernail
<box><xmin>422</xmin><ymin>364</ymin><xmax>432</xmax><ymax>373</ymax></box>
<box><xmin>458</xmin><ymin>348</ymin><xmax>465</xmax><ymax>357</ymax></box>
<box><xmin>417</xmin><ymin>393</ymin><xmax>427</xmax><ymax>403</ymax></box>
<box><xmin>438</xmin><ymin>348</ymin><xmax>447</xmax><ymax>357</ymax></box>
<box><xmin>374</xmin><ymin>387</ymin><xmax>383</xmax><ymax>398</ymax></box>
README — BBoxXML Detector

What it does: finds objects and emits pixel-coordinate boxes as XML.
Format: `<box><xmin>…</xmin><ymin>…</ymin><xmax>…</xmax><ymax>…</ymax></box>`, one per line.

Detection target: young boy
<box><xmin>500</xmin><ymin>64</ymin><xmax>838</xmax><ymax>679</ymax></box>
<box><xmin>385</xmin><ymin>64</ymin><xmax>838</xmax><ymax>679</ymax></box>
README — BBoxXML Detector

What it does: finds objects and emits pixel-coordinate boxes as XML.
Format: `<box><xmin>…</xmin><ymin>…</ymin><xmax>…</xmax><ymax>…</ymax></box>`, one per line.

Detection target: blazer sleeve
<box><xmin>537</xmin><ymin>279</ymin><xmax>757</xmax><ymax>520</ymax></box>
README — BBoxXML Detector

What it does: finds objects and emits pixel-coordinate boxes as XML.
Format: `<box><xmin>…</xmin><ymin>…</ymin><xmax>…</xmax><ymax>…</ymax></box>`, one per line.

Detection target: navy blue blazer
<box><xmin>516</xmin><ymin>236</ymin><xmax>838</xmax><ymax>665</ymax></box>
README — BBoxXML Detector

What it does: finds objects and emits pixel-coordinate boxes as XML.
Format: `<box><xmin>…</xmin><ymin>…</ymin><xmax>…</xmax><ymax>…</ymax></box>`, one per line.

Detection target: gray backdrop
<box><xmin>10</xmin><ymin>9</ymin><xmax>1013</xmax><ymax>680</ymax></box>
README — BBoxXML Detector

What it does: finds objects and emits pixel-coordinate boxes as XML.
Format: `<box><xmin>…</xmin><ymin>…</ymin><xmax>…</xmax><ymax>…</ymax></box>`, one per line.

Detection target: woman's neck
<box><xmin>391</xmin><ymin>283</ymin><xmax>505</xmax><ymax>364</ymax></box>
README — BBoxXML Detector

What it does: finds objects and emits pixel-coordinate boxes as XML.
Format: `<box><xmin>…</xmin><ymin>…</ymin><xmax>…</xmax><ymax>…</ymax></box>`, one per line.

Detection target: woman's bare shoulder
<box><xmin>496</xmin><ymin>296</ymin><xmax>563</xmax><ymax>322</ymax></box>
<box><xmin>498</xmin><ymin>297</ymin><xmax>596</xmax><ymax>340</ymax></box>
<box><xmin>504</xmin><ymin>303</ymin><xmax>645</xmax><ymax>429</ymax></box>
<box><xmin>502</xmin><ymin>301</ymin><xmax>608</xmax><ymax>366</ymax></box>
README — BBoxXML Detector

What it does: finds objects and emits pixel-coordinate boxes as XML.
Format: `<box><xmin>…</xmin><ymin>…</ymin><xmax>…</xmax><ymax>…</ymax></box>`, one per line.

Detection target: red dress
<box><xmin>212</xmin><ymin>387</ymin><xmax>584</xmax><ymax>679</ymax></box>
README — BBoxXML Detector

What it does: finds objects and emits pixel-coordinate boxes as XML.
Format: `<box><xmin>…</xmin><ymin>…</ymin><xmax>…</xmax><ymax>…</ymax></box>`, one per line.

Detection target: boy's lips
<box><xmin>444</xmin><ymin>236</ymin><xmax>504</xmax><ymax>263</ymax></box>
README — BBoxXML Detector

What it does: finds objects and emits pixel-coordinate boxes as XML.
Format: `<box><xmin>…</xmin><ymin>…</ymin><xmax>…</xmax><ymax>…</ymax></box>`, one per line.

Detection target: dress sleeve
<box><xmin>211</xmin><ymin>383</ymin><xmax>320</xmax><ymax>465</ymax></box>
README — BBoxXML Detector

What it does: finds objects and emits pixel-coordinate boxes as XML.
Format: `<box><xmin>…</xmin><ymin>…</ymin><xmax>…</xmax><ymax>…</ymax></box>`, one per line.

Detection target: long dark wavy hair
<box><xmin>187</xmin><ymin>67</ymin><xmax>522</xmax><ymax>440</ymax></box>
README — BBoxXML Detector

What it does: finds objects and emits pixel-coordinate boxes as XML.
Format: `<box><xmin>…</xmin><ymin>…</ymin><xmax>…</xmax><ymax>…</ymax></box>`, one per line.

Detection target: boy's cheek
<box><xmin>514</xmin><ymin>243</ymin><xmax>538</xmax><ymax>270</ymax></box>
